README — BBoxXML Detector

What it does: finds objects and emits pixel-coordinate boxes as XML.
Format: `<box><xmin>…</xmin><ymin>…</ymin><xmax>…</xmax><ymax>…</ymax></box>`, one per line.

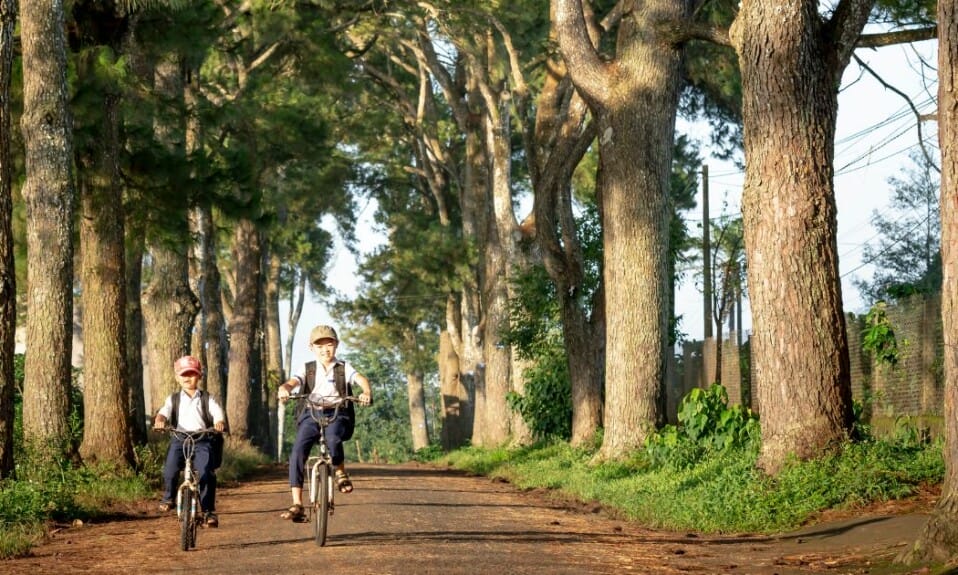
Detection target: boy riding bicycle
<box><xmin>154</xmin><ymin>355</ymin><xmax>227</xmax><ymax>527</ymax></box>
<box><xmin>277</xmin><ymin>324</ymin><xmax>372</xmax><ymax>521</ymax></box>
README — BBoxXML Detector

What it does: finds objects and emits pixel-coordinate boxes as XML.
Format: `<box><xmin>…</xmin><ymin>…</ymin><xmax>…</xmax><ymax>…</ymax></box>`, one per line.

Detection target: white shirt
<box><xmin>290</xmin><ymin>360</ymin><xmax>357</xmax><ymax>405</ymax></box>
<box><xmin>157</xmin><ymin>390</ymin><xmax>226</xmax><ymax>431</ymax></box>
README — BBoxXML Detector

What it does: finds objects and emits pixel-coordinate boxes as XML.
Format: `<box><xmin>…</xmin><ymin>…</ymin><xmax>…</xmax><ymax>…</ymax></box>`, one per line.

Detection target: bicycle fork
<box><xmin>308</xmin><ymin>459</ymin><xmax>335</xmax><ymax>515</ymax></box>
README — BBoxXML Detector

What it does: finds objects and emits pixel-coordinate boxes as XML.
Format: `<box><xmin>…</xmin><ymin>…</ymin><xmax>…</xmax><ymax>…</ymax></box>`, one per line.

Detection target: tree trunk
<box><xmin>899</xmin><ymin>0</ymin><xmax>958</xmax><ymax>562</ymax></box>
<box><xmin>77</xmin><ymin>85</ymin><xmax>133</xmax><ymax>467</ymax></box>
<box><xmin>124</xmin><ymin>219</ymin><xmax>147</xmax><ymax>444</ymax></box>
<box><xmin>476</xmin><ymin>99</ymin><xmax>515</xmax><ymax>446</ymax></box>
<box><xmin>0</xmin><ymin>0</ymin><xmax>14</xmax><ymax>478</ymax></box>
<box><xmin>555</xmin><ymin>0</ymin><xmax>684</xmax><ymax>458</ymax></box>
<box><xmin>19</xmin><ymin>0</ymin><xmax>76</xmax><ymax>456</ymax></box>
<box><xmin>730</xmin><ymin>1</ymin><xmax>866</xmax><ymax>474</ymax></box>
<box><xmin>283</xmin><ymin>271</ymin><xmax>305</xmax><ymax>378</ymax></box>
<box><xmin>530</xmin><ymin>21</ymin><xmax>602</xmax><ymax>446</ymax></box>
<box><xmin>406</xmin><ymin>370</ymin><xmax>430</xmax><ymax>451</ymax></box>
<box><xmin>225</xmin><ymin>217</ymin><xmax>262</xmax><ymax>440</ymax></box>
<box><xmin>143</xmin><ymin>54</ymin><xmax>198</xmax><ymax>415</ymax></box>
<box><xmin>189</xmin><ymin>204</ymin><xmax>228</xmax><ymax>405</ymax></box>
<box><xmin>439</xmin><ymin>327</ymin><xmax>471</xmax><ymax>450</ymax></box>
<box><xmin>143</xmin><ymin>240</ymin><xmax>198</xmax><ymax>414</ymax></box>
<box><xmin>264</xmin><ymin>250</ymin><xmax>283</xmax><ymax>456</ymax></box>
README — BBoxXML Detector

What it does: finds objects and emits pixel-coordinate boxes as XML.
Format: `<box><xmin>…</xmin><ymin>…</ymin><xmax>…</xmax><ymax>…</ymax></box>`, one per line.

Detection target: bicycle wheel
<box><xmin>179</xmin><ymin>488</ymin><xmax>194</xmax><ymax>551</ymax></box>
<box><xmin>314</xmin><ymin>464</ymin><xmax>330</xmax><ymax>546</ymax></box>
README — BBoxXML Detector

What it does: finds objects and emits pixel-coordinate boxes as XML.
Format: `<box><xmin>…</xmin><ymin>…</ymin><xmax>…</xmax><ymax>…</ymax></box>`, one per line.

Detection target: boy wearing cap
<box><xmin>277</xmin><ymin>324</ymin><xmax>372</xmax><ymax>521</ymax></box>
<box><xmin>154</xmin><ymin>355</ymin><xmax>227</xmax><ymax>527</ymax></box>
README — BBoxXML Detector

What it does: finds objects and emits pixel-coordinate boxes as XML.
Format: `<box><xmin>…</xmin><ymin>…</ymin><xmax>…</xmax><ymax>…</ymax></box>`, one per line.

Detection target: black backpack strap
<box><xmin>200</xmin><ymin>390</ymin><xmax>213</xmax><ymax>428</ymax></box>
<box><xmin>334</xmin><ymin>362</ymin><xmax>349</xmax><ymax>397</ymax></box>
<box><xmin>169</xmin><ymin>391</ymin><xmax>180</xmax><ymax>429</ymax></box>
<box><xmin>297</xmin><ymin>361</ymin><xmax>317</xmax><ymax>418</ymax></box>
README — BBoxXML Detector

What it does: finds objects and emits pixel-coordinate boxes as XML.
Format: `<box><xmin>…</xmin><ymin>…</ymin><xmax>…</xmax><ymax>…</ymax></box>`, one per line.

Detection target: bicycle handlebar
<box><xmin>286</xmin><ymin>394</ymin><xmax>367</xmax><ymax>405</ymax></box>
<box><xmin>155</xmin><ymin>427</ymin><xmax>222</xmax><ymax>438</ymax></box>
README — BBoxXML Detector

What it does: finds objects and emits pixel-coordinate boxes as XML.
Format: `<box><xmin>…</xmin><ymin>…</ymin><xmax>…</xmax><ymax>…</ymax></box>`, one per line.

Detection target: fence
<box><xmin>671</xmin><ymin>293</ymin><xmax>944</xmax><ymax>431</ymax></box>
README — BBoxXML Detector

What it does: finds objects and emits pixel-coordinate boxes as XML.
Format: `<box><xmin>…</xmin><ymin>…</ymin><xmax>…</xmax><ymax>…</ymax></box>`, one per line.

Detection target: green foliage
<box><xmin>861</xmin><ymin>302</ymin><xmax>900</xmax><ymax>367</ymax></box>
<box><xmin>500</xmin><ymin>264</ymin><xmax>573</xmax><ymax>442</ymax></box>
<box><xmin>854</xmin><ymin>151</ymin><xmax>940</xmax><ymax>305</ymax></box>
<box><xmin>644</xmin><ymin>384</ymin><xmax>760</xmax><ymax>469</ymax></box>
<box><xmin>438</xmin><ymin>434</ymin><xmax>942</xmax><ymax>534</ymax></box>
<box><xmin>506</xmin><ymin>346</ymin><xmax>572</xmax><ymax>442</ymax></box>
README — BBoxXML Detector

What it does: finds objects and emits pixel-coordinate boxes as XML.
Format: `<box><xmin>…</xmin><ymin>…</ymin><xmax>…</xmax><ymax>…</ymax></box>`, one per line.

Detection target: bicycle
<box><xmin>286</xmin><ymin>393</ymin><xmax>363</xmax><ymax>546</ymax></box>
<box><xmin>160</xmin><ymin>427</ymin><xmax>220</xmax><ymax>551</ymax></box>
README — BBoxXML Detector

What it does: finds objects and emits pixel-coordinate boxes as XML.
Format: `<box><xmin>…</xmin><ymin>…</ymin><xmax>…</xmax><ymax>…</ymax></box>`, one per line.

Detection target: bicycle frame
<box><xmin>166</xmin><ymin>428</ymin><xmax>217</xmax><ymax>551</ymax></box>
<box><xmin>288</xmin><ymin>394</ymin><xmax>358</xmax><ymax>546</ymax></box>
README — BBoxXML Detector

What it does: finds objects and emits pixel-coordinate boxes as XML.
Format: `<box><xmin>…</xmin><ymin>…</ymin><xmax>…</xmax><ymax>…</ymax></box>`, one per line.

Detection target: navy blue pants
<box><xmin>288</xmin><ymin>410</ymin><xmax>351</xmax><ymax>488</ymax></box>
<box><xmin>162</xmin><ymin>438</ymin><xmax>217</xmax><ymax>512</ymax></box>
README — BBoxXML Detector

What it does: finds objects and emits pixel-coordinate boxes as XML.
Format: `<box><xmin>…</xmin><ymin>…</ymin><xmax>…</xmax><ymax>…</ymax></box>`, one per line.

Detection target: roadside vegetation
<box><xmin>425</xmin><ymin>384</ymin><xmax>943</xmax><ymax>535</ymax></box>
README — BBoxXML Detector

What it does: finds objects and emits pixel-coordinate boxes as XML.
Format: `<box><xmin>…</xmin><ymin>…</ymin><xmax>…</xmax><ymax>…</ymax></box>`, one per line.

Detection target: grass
<box><xmin>432</xmin><ymin>436</ymin><xmax>943</xmax><ymax>535</ymax></box>
<box><xmin>0</xmin><ymin>437</ymin><xmax>271</xmax><ymax>559</ymax></box>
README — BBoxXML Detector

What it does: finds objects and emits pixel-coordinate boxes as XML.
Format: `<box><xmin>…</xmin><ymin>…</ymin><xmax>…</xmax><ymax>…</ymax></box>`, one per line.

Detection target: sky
<box><xmin>283</xmin><ymin>37</ymin><xmax>940</xmax><ymax>369</ymax></box>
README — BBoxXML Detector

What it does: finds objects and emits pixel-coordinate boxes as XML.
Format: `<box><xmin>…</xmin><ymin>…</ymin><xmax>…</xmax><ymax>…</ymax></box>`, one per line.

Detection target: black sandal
<box><xmin>280</xmin><ymin>504</ymin><xmax>305</xmax><ymax>521</ymax></box>
<box><xmin>335</xmin><ymin>471</ymin><xmax>353</xmax><ymax>493</ymax></box>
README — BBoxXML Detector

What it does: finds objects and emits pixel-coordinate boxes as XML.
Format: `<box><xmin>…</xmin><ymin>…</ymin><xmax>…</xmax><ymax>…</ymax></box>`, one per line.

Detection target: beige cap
<box><xmin>310</xmin><ymin>324</ymin><xmax>338</xmax><ymax>343</ymax></box>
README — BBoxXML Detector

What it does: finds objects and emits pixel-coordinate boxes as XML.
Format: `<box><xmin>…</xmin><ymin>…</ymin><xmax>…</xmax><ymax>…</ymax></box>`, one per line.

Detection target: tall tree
<box><xmin>142</xmin><ymin>52</ymin><xmax>199</xmax><ymax>414</ymax></box>
<box><xmin>555</xmin><ymin>0</ymin><xmax>686</xmax><ymax>458</ymax></box>
<box><xmin>0</xmin><ymin>0</ymin><xmax>15</xmax><ymax>478</ymax></box>
<box><xmin>225</xmin><ymin>217</ymin><xmax>261</xmax><ymax>440</ymax></box>
<box><xmin>19</xmin><ymin>0</ymin><xmax>77</xmax><ymax>457</ymax></box>
<box><xmin>730</xmin><ymin>1</ymin><xmax>874</xmax><ymax>473</ymax></box>
<box><xmin>73</xmin><ymin>0</ymin><xmax>134</xmax><ymax>467</ymax></box>
<box><xmin>899</xmin><ymin>0</ymin><xmax>956</xmax><ymax>563</ymax></box>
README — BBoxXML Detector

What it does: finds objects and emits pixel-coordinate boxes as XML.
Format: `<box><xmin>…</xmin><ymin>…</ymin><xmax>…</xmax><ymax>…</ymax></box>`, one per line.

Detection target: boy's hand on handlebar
<box><xmin>358</xmin><ymin>393</ymin><xmax>372</xmax><ymax>406</ymax></box>
<box><xmin>278</xmin><ymin>386</ymin><xmax>291</xmax><ymax>402</ymax></box>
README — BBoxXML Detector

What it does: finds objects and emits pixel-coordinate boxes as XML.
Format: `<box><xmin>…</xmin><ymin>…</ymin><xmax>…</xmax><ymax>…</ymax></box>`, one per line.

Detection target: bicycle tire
<box><xmin>314</xmin><ymin>464</ymin><xmax>330</xmax><ymax>546</ymax></box>
<box><xmin>179</xmin><ymin>488</ymin><xmax>194</xmax><ymax>551</ymax></box>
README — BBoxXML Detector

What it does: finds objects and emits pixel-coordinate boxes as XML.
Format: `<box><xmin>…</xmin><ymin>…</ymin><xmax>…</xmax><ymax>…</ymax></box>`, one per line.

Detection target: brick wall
<box><xmin>674</xmin><ymin>293</ymin><xmax>944</xmax><ymax>427</ymax></box>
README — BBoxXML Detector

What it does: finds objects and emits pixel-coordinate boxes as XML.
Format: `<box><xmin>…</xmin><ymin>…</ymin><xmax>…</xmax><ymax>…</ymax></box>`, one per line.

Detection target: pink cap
<box><xmin>174</xmin><ymin>355</ymin><xmax>202</xmax><ymax>376</ymax></box>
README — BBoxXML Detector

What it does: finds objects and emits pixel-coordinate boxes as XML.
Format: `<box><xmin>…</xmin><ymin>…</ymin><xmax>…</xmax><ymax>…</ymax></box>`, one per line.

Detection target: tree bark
<box><xmin>406</xmin><ymin>370</ymin><xmax>430</xmax><ymax>450</ymax></box>
<box><xmin>189</xmin><ymin>203</ymin><xmax>228</xmax><ymax>406</ymax></box>
<box><xmin>439</xmin><ymin>327</ymin><xmax>471</xmax><ymax>450</ymax></box>
<box><xmin>555</xmin><ymin>0</ymin><xmax>684</xmax><ymax>458</ymax></box>
<box><xmin>0</xmin><ymin>0</ymin><xmax>14</xmax><ymax>478</ymax></box>
<box><xmin>77</xmin><ymin>87</ymin><xmax>133</xmax><ymax>468</ymax></box>
<box><xmin>20</xmin><ymin>0</ymin><xmax>76</xmax><ymax>456</ymax></box>
<box><xmin>729</xmin><ymin>0</ymin><xmax>867</xmax><ymax>473</ymax></box>
<box><xmin>124</xmin><ymin>219</ymin><xmax>147</xmax><ymax>444</ymax></box>
<box><xmin>898</xmin><ymin>0</ymin><xmax>958</xmax><ymax>562</ymax></box>
<box><xmin>530</xmin><ymin>13</ymin><xmax>602</xmax><ymax>446</ymax></box>
<box><xmin>263</xmin><ymin>249</ymin><xmax>283</xmax><ymax>456</ymax></box>
<box><xmin>225</xmin><ymin>217</ymin><xmax>262</xmax><ymax>440</ymax></box>
<box><xmin>143</xmin><ymin>54</ymin><xmax>198</xmax><ymax>415</ymax></box>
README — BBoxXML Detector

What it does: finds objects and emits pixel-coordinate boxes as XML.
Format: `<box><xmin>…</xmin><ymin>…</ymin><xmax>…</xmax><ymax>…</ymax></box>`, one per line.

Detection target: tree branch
<box><xmin>853</xmin><ymin>53</ymin><xmax>940</xmax><ymax>174</ymax></box>
<box><xmin>856</xmin><ymin>26</ymin><xmax>937</xmax><ymax>48</ymax></box>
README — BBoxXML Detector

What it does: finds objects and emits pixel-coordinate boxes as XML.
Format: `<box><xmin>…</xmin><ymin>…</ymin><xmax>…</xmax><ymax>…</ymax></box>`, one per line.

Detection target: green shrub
<box><xmin>506</xmin><ymin>346</ymin><xmax>572</xmax><ymax>441</ymax></box>
<box><xmin>644</xmin><ymin>383</ymin><xmax>759</xmax><ymax>469</ymax></box>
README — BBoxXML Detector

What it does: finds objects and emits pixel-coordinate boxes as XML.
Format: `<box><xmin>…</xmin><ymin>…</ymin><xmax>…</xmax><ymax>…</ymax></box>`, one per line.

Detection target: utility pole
<box><xmin>702</xmin><ymin>165</ymin><xmax>712</xmax><ymax>339</ymax></box>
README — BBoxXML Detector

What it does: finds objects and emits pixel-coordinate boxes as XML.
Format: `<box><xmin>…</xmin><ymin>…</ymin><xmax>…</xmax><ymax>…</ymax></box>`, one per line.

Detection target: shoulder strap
<box><xmin>298</xmin><ymin>361</ymin><xmax>317</xmax><ymax>418</ymax></box>
<box><xmin>334</xmin><ymin>362</ymin><xmax>348</xmax><ymax>397</ymax></box>
<box><xmin>304</xmin><ymin>361</ymin><xmax>317</xmax><ymax>394</ymax></box>
<box><xmin>200</xmin><ymin>390</ymin><xmax>213</xmax><ymax>428</ymax></box>
<box><xmin>170</xmin><ymin>391</ymin><xmax>180</xmax><ymax>429</ymax></box>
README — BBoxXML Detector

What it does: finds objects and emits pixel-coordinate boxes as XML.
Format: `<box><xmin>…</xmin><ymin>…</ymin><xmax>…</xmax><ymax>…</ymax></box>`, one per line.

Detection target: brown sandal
<box><xmin>335</xmin><ymin>471</ymin><xmax>353</xmax><ymax>493</ymax></box>
<box><xmin>280</xmin><ymin>504</ymin><xmax>305</xmax><ymax>521</ymax></box>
